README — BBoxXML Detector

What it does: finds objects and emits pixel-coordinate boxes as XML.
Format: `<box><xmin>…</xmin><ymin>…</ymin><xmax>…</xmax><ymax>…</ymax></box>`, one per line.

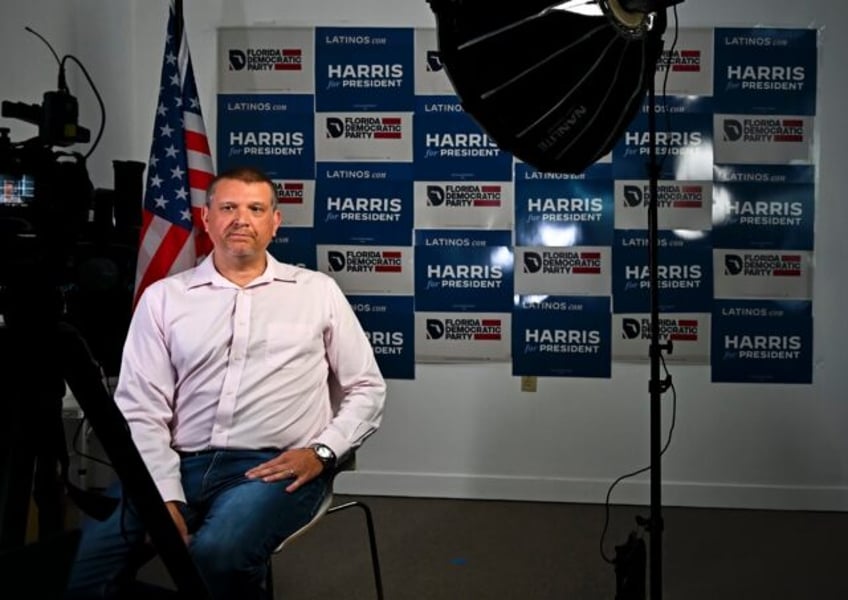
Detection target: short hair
<box><xmin>206</xmin><ymin>166</ymin><xmax>277</xmax><ymax>209</ymax></box>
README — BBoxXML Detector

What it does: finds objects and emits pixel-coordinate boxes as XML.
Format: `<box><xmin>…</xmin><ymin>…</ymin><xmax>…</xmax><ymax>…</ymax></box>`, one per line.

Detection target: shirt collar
<box><xmin>187</xmin><ymin>252</ymin><xmax>299</xmax><ymax>289</ymax></box>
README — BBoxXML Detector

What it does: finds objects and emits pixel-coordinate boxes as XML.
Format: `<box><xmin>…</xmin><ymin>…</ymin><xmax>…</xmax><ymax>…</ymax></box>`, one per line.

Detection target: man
<box><xmin>66</xmin><ymin>166</ymin><xmax>386</xmax><ymax>599</ymax></box>
<box><xmin>2</xmin><ymin>178</ymin><xmax>21</xmax><ymax>203</ymax></box>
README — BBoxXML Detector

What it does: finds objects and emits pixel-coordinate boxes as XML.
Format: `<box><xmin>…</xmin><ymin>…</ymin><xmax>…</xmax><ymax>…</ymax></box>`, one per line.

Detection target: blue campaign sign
<box><xmin>349</xmin><ymin>295</ymin><xmax>415</xmax><ymax>380</ymax></box>
<box><xmin>268</xmin><ymin>226</ymin><xmax>317</xmax><ymax>270</ymax></box>
<box><xmin>714</xmin><ymin>28</ymin><xmax>817</xmax><ymax>116</ymax></box>
<box><xmin>712</xmin><ymin>180</ymin><xmax>814</xmax><ymax>251</ymax></box>
<box><xmin>711</xmin><ymin>299</ymin><xmax>812</xmax><ymax>383</ymax></box>
<box><xmin>512</xmin><ymin>295</ymin><xmax>611</xmax><ymax>378</ymax></box>
<box><xmin>414</xmin><ymin>95</ymin><xmax>514</xmax><ymax>181</ymax></box>
<box><xmin>314</xmin><ymin>162</ymin><xmax>413</xmax><ymax>245</ymax></box>
<box><xmin>613</xmin><ymin>111</ymin><xmax>713</xmax><ymax>181</ymax></box>
<box><xmin>613</xmin><ymin>230</ymin><xmax>713</xmax><ymax>313</ymax></box>
<box><xmin>414</xmin><ymin>229</ymin><xmax>513</xmax><ymax>312</ymax></box>
<box><xmin>514</xmin><ymin>175</ymin><xmax>613</xmax><ymax>247</ymax></box>
<box><xmin>217</xmin><ymin>94</ymin><xmax>314</xmax><ymax>179</ymax></box>
<box><xmin>315</xmin><ymin>27</ymin><xmax>414</xmax><ymax>112</ymax></box>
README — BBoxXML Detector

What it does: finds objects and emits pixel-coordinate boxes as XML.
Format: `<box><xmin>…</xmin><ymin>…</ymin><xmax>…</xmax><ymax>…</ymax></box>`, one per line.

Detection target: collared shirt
<box><xmin>114</xmin><ymin>253</ymin><xmax>386</xmax><ymax>502</ymax></box>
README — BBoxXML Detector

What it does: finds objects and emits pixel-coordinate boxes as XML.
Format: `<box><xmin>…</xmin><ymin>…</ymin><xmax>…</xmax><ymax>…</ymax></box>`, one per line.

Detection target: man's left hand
<box><xmin>245</xmin><ymin>448</ymin><xmax>324</xmax><ymax>493</ymax></box>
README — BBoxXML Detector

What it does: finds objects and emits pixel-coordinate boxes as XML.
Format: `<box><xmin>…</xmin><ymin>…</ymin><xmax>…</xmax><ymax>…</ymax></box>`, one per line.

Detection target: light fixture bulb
<box><xmin>552</xmin><ymin>1</ymin><xmax>605</xmax><ymax>17</ymax></box>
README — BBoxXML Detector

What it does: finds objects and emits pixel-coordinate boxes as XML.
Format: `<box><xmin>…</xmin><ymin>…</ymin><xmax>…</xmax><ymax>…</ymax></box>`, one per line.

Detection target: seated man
<box><xmin>66</xmin><ymin>166</ymin><xmax>386</xmax><ymax>599</ymax></box>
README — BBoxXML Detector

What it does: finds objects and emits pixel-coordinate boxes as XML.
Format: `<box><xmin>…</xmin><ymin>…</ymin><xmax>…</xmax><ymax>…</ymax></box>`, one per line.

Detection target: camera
<box><xmin>0</xmin><ymin>115</ymin><xmax>94</xmax><ymax>320</ymax></box>
<box><xmin>0</xmin><ymin>29</ymin><xmax>153</xmax><ymax>570</ymax></box>
<box><xmin>0</xmin><ymin>81</ymin><xmax>143</xmax><ymax>377</ymax></box>
<box><xmin>0</xmin><ymin>82</ymin><xmax>93</xmax><ymax>248</ymax></box>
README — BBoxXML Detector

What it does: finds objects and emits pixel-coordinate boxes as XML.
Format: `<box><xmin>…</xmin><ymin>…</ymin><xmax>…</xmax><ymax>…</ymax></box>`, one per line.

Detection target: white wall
<box><xmin>3</xmin><ymin>0</ymin><xmax>847</xmax><ymax>511</ymax></box>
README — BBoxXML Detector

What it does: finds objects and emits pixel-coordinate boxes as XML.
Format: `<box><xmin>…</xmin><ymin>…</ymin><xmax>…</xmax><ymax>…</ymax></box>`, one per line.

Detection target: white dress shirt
<box><xmin>114</xmin><ymin>253</ymin><xmax>386</xmax><ymax>503</ymax></box>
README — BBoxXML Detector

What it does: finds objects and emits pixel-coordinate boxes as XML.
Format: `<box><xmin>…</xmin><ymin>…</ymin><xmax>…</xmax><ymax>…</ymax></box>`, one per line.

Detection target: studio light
<box><xmin>428</xmin><ymin>0</ymin><xmax>682</xmax><ymax>173</ymax></box>
<box><xmin>429</xmin><ymin>2</ymin><xmax>687</xmax><ymax>599</ymax></box>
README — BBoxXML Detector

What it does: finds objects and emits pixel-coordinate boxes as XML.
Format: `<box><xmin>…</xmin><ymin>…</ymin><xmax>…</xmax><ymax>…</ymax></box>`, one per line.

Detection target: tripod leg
<box><xmin>33</xmin><ymin>396</ymin><xmax>71</xmax><ymax>539</ymax></box>
<box><xmin>0</xmin><ymin>423</ymin><xmax>36</xmax><ymax>550</ymax></box>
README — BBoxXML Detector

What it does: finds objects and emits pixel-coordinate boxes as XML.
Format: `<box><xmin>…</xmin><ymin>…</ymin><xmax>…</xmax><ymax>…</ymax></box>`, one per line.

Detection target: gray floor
<box><xmin>137</xmin><ymin>494</ymin><xmax>848</xmax><ymax>599</ymax></box>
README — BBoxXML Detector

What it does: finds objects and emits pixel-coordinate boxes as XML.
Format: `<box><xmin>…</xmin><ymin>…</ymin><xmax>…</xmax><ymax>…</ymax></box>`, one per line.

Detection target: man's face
<box><xmin>202</xmin><ymin>178</ymin><xmax>281</xmax><ymax>260</ymax></box>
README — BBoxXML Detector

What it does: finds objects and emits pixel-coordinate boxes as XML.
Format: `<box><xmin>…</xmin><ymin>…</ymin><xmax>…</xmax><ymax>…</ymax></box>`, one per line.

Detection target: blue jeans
<box><xmin>65</xmin><ymin>449</ymin><xmax>330</xmax><ymax>600</ymax></box>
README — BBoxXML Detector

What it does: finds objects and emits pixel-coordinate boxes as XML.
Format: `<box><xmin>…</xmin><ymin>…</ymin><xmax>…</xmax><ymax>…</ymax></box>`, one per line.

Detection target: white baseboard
<box><xmin>334</xmin><ymin>471</ymin><xmax>848</xmax><ymax>512</ymax></box>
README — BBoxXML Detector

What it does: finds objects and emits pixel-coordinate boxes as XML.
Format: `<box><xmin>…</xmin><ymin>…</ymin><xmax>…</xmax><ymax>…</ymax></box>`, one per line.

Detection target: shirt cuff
<box><xmin>155</xmin><ymin>477</ymin><xmax>186</xmax><ymax>504</ymax></box>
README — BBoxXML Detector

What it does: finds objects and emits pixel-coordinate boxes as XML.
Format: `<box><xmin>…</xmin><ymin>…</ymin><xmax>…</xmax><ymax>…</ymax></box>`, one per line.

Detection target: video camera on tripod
<box><xmin>0</xmin><ymin>27</ymin><xmax>144</xmax><ymax>554</ymax></box>
<box><xmin>0</xmin><ymin>27</ymin><xmax>209</xmax><ymax>597</ymax></box>
<box><xmin>0</xmin><ymin>27</ymin><xmax>146</xmax><ymax>376</ymax></box>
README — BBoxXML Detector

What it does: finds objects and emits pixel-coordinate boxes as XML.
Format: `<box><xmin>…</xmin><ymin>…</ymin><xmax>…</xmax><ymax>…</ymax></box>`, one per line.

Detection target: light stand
<box><xmin>644</xmin><ymin>69</ymin><xmax>673</xmax><ymax>600</ymax></box>
<box><xmin>614</xmin><ymin>8</ymin><xmax>680</xmax><ymax>599</ymax></box>
<box><xmin>427</xmin><ymin>2</ymin><xmax>684</xmax><ymax>599</ymax></box>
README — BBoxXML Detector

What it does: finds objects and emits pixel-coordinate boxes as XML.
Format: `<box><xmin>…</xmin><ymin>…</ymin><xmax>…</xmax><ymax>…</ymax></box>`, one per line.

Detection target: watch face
<box><xmin>314</xmin><ymin>444</ymin><xmax>334</xmax><ymax>461</ymax></box>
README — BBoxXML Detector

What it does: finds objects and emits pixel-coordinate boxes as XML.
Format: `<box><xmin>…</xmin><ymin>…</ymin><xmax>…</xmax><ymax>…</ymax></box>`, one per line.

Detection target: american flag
<box><xmin>134</xmin><ymin>0</ymin><xmax>213</xmax><ymax>306</ymax></box>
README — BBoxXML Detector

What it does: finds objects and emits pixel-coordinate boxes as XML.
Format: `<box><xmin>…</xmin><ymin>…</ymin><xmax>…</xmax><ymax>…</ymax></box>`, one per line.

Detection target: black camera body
<box><xmin>0</xmin><ymin>121</ymin><xmax>93</xmax><ymax>290</ymax></box>
<box><xmin>0</xmin><ymin>92</ymin><xmax>142</xmax><ymax>377</ymax></box>
<box><xmin>0</xmin><ymin>85</ymin><xmax>94</xmax><ymax>232</ymax></box>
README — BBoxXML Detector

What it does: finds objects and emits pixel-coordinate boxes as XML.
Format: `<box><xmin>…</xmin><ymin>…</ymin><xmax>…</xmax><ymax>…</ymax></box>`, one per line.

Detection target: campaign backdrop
<box><xmin>217</xmin><ymin>26</ymin><xmax>818</xmax><ymax>383</ymax></box>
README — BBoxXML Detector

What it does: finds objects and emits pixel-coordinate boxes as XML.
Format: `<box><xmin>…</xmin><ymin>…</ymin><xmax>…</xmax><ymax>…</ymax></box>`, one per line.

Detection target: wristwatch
<box><xmin>310</xmin><ymin>443</ymin><xmax>337</xmax><ymax>471</ymax></box>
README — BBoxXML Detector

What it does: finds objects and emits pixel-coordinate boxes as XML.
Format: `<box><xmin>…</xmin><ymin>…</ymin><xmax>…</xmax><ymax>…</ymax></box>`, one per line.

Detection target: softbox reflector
<box><xmin>429</xmin><ymin>1</ymin><xmax>667</xmax><ymax>174</ymax></box>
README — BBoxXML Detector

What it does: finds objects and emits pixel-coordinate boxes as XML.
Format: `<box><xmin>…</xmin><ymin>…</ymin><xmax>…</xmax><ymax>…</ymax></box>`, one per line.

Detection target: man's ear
<box><xmin>201</xmin><ymin>205</ymin><xmax>209</xmax><ymax>231</ymax></box>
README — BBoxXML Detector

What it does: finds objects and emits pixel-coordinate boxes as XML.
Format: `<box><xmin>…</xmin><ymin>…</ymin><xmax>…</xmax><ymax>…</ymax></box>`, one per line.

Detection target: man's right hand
<box><xmin>165</xmin><ymin>501</ymin><xmax>190</xmax><ymax>544</ymax></box>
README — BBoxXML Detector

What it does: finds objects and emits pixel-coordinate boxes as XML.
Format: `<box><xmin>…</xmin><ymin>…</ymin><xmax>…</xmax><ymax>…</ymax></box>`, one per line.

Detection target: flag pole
<box><xmin>174</xmin><ymin>0</ymin><xmax>183</xmax><ymax>49</ymax></box>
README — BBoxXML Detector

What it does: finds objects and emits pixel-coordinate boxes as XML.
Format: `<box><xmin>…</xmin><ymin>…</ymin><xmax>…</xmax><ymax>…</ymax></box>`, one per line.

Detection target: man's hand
<box><xmin>165</xmin><ymin>501</ymin><xmax>189</xmax><ymax>544</ymax></box>
<box><xmin>245</xmin><ymin>447</ymin><xmax>324</xmax><ymax>492</ymax></box>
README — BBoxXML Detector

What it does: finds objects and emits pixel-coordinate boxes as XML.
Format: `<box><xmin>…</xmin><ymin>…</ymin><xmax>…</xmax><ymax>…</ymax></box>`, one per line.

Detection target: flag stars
<box><xmin>136</xmin><ymin>8</ymin><xmax>213</xmax><ymax>302</ymax></box>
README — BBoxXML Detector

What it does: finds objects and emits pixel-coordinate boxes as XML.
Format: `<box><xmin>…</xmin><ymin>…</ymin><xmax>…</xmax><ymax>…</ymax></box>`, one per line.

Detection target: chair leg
<box><xmin>265</xmin><ymin>558</ymin><xmax>275</xmax><ymax>599</ymax></box>
<box><xmin>327</xmin><ymin>501</ymin><xmax>385</xmax><ymax>600</ymax></box>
